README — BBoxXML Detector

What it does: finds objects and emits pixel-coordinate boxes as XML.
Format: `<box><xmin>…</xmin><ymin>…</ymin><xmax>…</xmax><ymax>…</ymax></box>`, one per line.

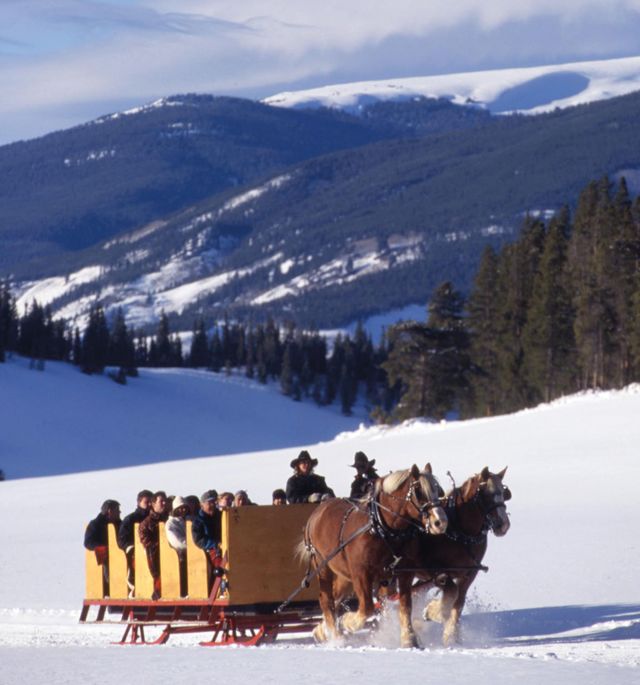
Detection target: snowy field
<box><xmin>0</xmin><ymin>356</ymin><xmax>638</xmax><ymax>683</ymax></box>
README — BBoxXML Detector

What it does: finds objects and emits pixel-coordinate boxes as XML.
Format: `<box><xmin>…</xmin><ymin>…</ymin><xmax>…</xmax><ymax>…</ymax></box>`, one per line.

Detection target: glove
<box><xmin>308</xmin><ymin>493</ymin><xmax>322</xmax><ymax>503</ymax></box>
<box><xmin>94</xmin><ymin>546</ymin><xmax>108</xmax><ymax>565</ymax></box>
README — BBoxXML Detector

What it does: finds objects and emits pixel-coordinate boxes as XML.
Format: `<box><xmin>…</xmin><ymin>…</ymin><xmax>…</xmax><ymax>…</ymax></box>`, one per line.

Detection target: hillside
<box><xmin>0</xmin><ymin>361</ymin><xmax>638</xmax><ymax>682</ymax></box>
<box><xmin>13</xmin><ymin>89</ymin><xmax>640</xmax><ymax>331</ymax></box>
<box><xmin>0</xmin><ymin>355</ymin><xmax>360</xmax><ymax>480</ymax></box>
<box><xmin>0</xmin><ymin>94</ymin><xmax>489</xmax><ymax>279</ymax></box>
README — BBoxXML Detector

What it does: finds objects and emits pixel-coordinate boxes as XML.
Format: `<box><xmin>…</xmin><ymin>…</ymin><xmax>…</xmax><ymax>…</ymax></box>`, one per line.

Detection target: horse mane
<box><xmin>382</xmin><ymin>469</ymin><xmax>410</xmax><ymax>494</ymax></box>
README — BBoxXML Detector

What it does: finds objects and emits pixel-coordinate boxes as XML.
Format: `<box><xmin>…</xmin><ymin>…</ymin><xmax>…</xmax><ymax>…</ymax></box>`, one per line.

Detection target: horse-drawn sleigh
<box><xmin>81</xmin><ymin>465</ymin><xmax>511</xmax><ymax>648</ymax></box>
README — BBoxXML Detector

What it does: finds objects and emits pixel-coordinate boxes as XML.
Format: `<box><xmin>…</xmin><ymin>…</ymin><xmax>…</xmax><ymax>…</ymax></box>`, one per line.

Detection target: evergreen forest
<box><xmin>2</xmin><ymin>176</ymin><xmax>639</xmax><ymax>422</ymax></box>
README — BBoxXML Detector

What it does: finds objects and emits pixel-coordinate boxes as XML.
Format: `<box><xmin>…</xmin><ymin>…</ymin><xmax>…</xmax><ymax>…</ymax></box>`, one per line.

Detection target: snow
<box><xmin>0</xmin><ymin>356</ymin><xmax>639</xmax><ymax>682</ymax></box>
<box><xmin>264</xmin><ymin>55</ymin><xmax>640</xmax><ymax>116</ymax></box>
<box><xmin>14</xmin><ymin>266</ymin><xmax>103</xmax><ymax>312</ymax></box>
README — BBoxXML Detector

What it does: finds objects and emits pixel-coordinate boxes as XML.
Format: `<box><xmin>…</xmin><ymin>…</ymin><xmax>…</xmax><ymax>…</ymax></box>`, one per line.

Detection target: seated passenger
<box><xmin>233</xmin><ymin>490</ymin><xmax>254</xmax><ymax>507</ymax></box>
<box><xmin>286</xmin><ymin>451</ymin><xmax>335</xmax><ymax>503</ymax></box>
<box><xmin>217</xmin><ymin>492</ymin><xmax>234</xmax><ymax>511</ymax></box>
<box><xmin>166</xmin><ymin>496</ymin><xmax>188</xmax><ymax>556</ymax></box>
<box><xmin>138</xmin><ymin>491</ymin><xmax>168</xmax><ymax>599</ymax></box>
<box><xmin>272</xmin><ymin>488</ymin><xmax>287</xmax><ymax>506</ymax></box>
<box><xmin>349</xmin><ymin>451</ymin><xmax>379</xmax><ymax>499</ymax></box>
<box><xmin>84</xmin><ymin>499</ymin><xmax>121</xmax><ymax>593</ymax></box>
<box><xmin>117</xmin><ymin>489</ymin><xmax>153</xmax><ymax>593</ymax></box>
<box><xmin>183</xmin><ymin>494</ymin><xmax>201</xmax><ymax>519</ymax></box>
<box><xmin>166</xmin><ymin>496</ymin><xmax>188</xmax><ymax>597</ymax></box>
<box><xmin>192</xmin><ymin>490</ymin><xmax>223</xmax><ymax>585</ymax></box>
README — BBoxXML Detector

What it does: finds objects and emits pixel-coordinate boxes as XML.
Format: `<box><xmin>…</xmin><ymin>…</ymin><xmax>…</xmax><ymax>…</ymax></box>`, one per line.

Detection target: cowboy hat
<box><xmin>350</xmin><ymin>451</ymin><xmax>375</xmax><ymax>469</ymax></box>
<box><xmin>290</xmin><ymin>450</ymin><xmax>318</xmax><ymax>469</ymax></box>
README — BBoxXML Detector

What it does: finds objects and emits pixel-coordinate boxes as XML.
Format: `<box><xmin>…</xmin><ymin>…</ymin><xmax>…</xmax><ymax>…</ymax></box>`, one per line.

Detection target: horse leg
<box><xmin>313</xmin><ymin>568</ymin><xmax>341</xmax><ymax>643</ymax></box>
<box><xmin>341</xmin><ymin>572</ymin><xmax>374</xmax><ymax>634</ymax></box>
<box><xmin>424</xmin><ymin>577</ymin><xmax>457</xmax><ymax>624</ymax></box>
<box><xmin>442</xmin><ymin>573</ymin><xmax>475</xmax><ymax>647</ymax></box>
<box><xmin>397</xmin><ymin>573</ymin><xmax>419</xmax><ymax>648</ymax></box>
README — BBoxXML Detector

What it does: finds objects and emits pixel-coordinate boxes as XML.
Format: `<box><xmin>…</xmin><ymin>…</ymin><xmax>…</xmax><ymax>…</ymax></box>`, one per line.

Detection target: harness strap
<box><xmin>275</xmin><ymin>518</ymin><xmax>373</xmax><ymax>614</ymax></box>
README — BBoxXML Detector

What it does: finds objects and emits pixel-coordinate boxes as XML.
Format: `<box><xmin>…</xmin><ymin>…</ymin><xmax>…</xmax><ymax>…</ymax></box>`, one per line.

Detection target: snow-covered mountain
<box><xmin>0</xmin><ymin>356</ymin><xmax>638</xmax><ymax>682</ymax></box>
<box><xmin>264</xmin><ymin>55</ymin><xmax>640</xmax><ymax>115</ymax></box>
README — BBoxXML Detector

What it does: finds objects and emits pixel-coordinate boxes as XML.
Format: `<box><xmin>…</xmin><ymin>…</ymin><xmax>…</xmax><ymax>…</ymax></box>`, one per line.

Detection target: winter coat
<box><xmin>84</xmin><ymin>513</ymin><xmax>120</xmax><ymax>550</ymax></box>
<box><xmin>117</xmin><ymin>506</ymin><xmax>148</xmax><ymax>551</ymax></box>
<box><xmin>286</xmin><ymin>473</ymin><xmax>335</xmax><ymax>504</ymax></box>
<box><xmin>349</xmin><ymin>468</ymin><xmax>379</xmax><ymax>499</ymax></box>
<box><xmin>191</xmin><ymin>509</ymin><xmax>220</xmax><ymax>550</ymax></box>
<box><xmin>166</xmin><ymin>515</ymin><xmax>187</xmax><ymax>552</ymax></box>
<box><xmin>138</xmin><ymin>510</ymin><xmax>167</xmax><ymax>579</ymax></box>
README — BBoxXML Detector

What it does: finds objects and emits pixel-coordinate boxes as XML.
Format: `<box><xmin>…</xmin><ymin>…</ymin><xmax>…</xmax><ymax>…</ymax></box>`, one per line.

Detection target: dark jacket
<box><xmin>84</xmin><ymin>513</ymin><xmax>120</xmax><ymax>550</ymax></box>
<box><xmin>286</xmin><ymin>473</ymin><xmax>335</xmax><ymax>503</ymax></box>
<box><xmin>139</xmin><ymin>510</ymin><xmax>167</xmax><ymax>579</ymax></box>
<box><xmin>117</xmin><ymin>506</ymin><xmax>148</xmax><ymax>550</ymax></box>
<box><xmin>191</xmin><ymin>509</ymin><xmax>220</xmax><ymax>550</ymax></box>
<box><xmin>350</xmin><ymin>468</ymin><xmax>379</xmax><ymax>499</ymax></box>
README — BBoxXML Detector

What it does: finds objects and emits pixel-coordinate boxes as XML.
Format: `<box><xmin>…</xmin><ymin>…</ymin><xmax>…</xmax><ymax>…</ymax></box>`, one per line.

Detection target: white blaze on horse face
<box><xmin>485</xmin><ymin>476</ymin><xmax>511</xmax><ymax>537</ymax></box>
<box><xmin>420</xmin><ymin>473</ymin><xmax>448</xmax><ymax>534</ymax></box>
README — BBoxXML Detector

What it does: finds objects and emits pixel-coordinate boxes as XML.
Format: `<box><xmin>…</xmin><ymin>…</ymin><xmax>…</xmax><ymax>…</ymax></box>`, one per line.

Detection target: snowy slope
<box><xmin>265</xmin><ymin>55</ymin><xmax>640</xmax><ymax>115</ymax></box>
<box><xmin>0</xmin><ymin>360</ymin><xmax>639</xmax><ymax>682</ymax></box>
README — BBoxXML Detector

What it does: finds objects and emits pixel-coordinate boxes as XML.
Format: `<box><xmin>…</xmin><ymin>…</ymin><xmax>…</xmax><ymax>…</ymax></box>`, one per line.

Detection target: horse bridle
<box><xmin>447</xmin><ymin>478</ymin><xmax>511</xmax><ymax>541</ymax></box>
<box><xmin>377</xmin><ymin>476</ymin><xmax>444</xmax><ymax>532</ymax></box>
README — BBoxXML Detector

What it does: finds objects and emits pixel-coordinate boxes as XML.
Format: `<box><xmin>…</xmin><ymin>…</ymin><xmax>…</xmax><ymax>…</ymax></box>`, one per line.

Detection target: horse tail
<box><xmin>294</xmin><ymin>536</ymin><xmax>311</xmax><ymax>564</ymax></box>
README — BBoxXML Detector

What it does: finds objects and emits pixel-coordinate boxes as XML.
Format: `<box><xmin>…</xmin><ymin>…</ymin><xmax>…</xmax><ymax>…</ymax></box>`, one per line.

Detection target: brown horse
<box><xmin>301</xmin><ymin>463</ymin><xmax>448</xmax><ymax>648</ymax></box>
<box><xmin>406</xmin><ymin>466</ymin><xmax>511</xmax><ymax>646</ymax></box>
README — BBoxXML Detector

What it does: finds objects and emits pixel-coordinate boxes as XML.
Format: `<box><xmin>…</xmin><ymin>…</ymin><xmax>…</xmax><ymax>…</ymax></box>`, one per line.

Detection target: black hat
<box><xmin>290</xmin><ymin>450</ymin><xmax>318</xmax><ymax>469</ymax></box>
<box><xmin>351</xmin><ymin>451</ymin><xmax>375</xmax><ymax>469</ymax></box>
<box><xmin>200</xmin><ymin>489</ymin><xmax>218</xmax><ymax>503</ymax></box>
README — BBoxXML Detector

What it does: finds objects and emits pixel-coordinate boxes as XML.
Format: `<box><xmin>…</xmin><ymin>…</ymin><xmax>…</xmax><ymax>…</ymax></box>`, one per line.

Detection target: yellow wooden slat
<box><xmin>158</xmin><ymin>522</ymin><xmax>182</xmax><ymax>599</ymax></box>
<box><xmin>84</xmin><ymin>547</ymin><xmax>104</xmax><ymax>600</ymax></box>
<box><xmin>107</xmin><ymin>523</ymin><xmax>128</xmax><ymax>599</ymax></box>
<box><xmin>185</xmin><ymin>520</ymin><xmax>209</xmax><ymax>599</ymax></box>
<box><xmin>133</xmin><ymin>522</ymin><xmax>155</xmax><ymax>599</ymax></box>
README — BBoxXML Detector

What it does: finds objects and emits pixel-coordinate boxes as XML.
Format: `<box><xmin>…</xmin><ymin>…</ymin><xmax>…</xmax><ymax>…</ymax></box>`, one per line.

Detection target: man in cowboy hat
<box><xmin>286</xmin><ymin>450</ymin><xmax>335</xmax><ymax>503</ymax></box>
<box><xmin>349</xmin><ymin>451</ymin><xmax>379</xmax><ymax>500</ymax></box>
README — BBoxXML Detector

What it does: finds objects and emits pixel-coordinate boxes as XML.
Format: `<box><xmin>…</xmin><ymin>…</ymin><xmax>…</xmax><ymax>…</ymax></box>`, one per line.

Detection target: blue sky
<box><xmin>2</xmin><ymin>0</ymin><xmax>640</xmax><ymax>145</ymax></box>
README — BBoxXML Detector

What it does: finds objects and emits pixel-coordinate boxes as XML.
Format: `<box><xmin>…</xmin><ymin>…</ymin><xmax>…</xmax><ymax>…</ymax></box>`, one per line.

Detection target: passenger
<box><xmin>166</xmin><ymin>496</ymin><xmax>188</xmax><ymax>597</ymax></box>
<box><xmin>117</xmin><ymin>489</ymin><xmax>153</xmax><ymax>594</ymax></box>
<box><xmin>217</xmin><ymin>492</ymin><xmax>234</xmax><ymax>511</ymax></box>
<box><xmin>166</xmin><ymin>496</ymin><xmax>188</xmax><ymax>555</ymax></box>
<box><xmin>272</xmin><ymin>488</ymin><xmax>287</xmax><ymax>506</ymax></box>
<box><xmin>285</xmin><ymin>450</ymin><xmax>335</xmax><ymax>503</ymax></box>
<box><xmin>165</xmin><ymin>495</ymin><xmax>175</xmax><ymax>516</ymax></box>
<box><xmin>84</xmin><ymin>499</ymin><xmax>121</xmax><ymax>594</ymax></box>
<box><xmin>138</xmin><ymin>491</ymin><xmax>168</xmax><ymax>600</ymax></box>
<box><xmin>183</xmin><ymin>494</ymin><xmax>201</xmax><ymax>519</ymax></box>
<box><xmin>192</xmin><ymin>490</ymin><xmax>223</xmax><ymax>583</ymax></box>
<box><xmin>233</xmin><ymin>490</ymin><xmax>254</xmax><ymax>507</ymax></box>
<box><xmin>349</xmin><ymin>451</ymin><xmax>379</xmax><ymax>500</ymax></box>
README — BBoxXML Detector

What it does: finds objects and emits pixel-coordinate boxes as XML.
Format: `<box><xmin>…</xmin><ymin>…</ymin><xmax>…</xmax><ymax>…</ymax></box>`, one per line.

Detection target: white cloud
<box><xmin>1</xmin><ymin>0</ymin><xmax>640</xmax><ymax>144</ymax></box>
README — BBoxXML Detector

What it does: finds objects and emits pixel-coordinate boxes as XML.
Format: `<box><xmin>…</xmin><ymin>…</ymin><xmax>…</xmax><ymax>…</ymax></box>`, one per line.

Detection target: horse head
<box><xmin>380</xmin><ymin>463</ymin><xmax>448</xmax><ymax>534</ymax></box>
<box><xmin>460</xmin><ymin>466</ymin><xmax>511</xmax><ymax>537</ymax></box>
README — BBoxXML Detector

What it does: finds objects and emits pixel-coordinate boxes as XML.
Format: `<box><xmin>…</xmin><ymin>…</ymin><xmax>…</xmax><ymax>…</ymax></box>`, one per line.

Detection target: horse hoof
<box><xmin>312</xmin><ymin>623</ymin><xmax>327</xmax><ymax>643</ymax></box>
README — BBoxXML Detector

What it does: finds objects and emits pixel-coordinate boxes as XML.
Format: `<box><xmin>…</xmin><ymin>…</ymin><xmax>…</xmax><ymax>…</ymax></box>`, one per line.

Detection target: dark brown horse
<box><xmin>405</xmin><ymin>466</ymin><xmax>511</xmax><ymax>646</ymax></box>
<box><xmin>300</xmin><ymin>464</ymin><xmax>448</xmax><ymax>648</ymax></box>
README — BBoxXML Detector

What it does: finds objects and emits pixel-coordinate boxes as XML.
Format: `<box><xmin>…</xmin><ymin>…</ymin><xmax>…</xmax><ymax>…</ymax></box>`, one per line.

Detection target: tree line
<box><xmin>384</xmin><ymin>176</ymin><xmax>640</xmax><ymax>420</ymax></box>
<box><xmin>2</xmin><ymin>175</ymin><xmax>639</xmax><ymax>421</ymax></box>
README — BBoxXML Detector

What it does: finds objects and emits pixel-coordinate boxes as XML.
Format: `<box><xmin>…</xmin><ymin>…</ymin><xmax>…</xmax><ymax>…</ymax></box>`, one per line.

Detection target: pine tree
<box><xmin>466</xmin><ymin>246</ymin><xmax>502</xmax><ymax>416</ymax></box>
<box><xmin>569</xmin><ymin>178</ymin><xmax>618</xmax><ymax>389</ymax></box>
<box><xmin>189</xmin><ymin>318</ymin><xmax>209</xmax><ymax>367</ymax></box>
<box><xmin>521</xmin><ymin>208</ymin><xmax>576</xmax><ymax>402</ymax></box>
<box><xmin>81</xmin><ymin>303</ymin><xmax>110</xmax><ymax>374</ymax></box>
<box><xmin>494</xmin><ymin>216</ymin><xmax>545</xmax><ymax>410</ymax></box>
